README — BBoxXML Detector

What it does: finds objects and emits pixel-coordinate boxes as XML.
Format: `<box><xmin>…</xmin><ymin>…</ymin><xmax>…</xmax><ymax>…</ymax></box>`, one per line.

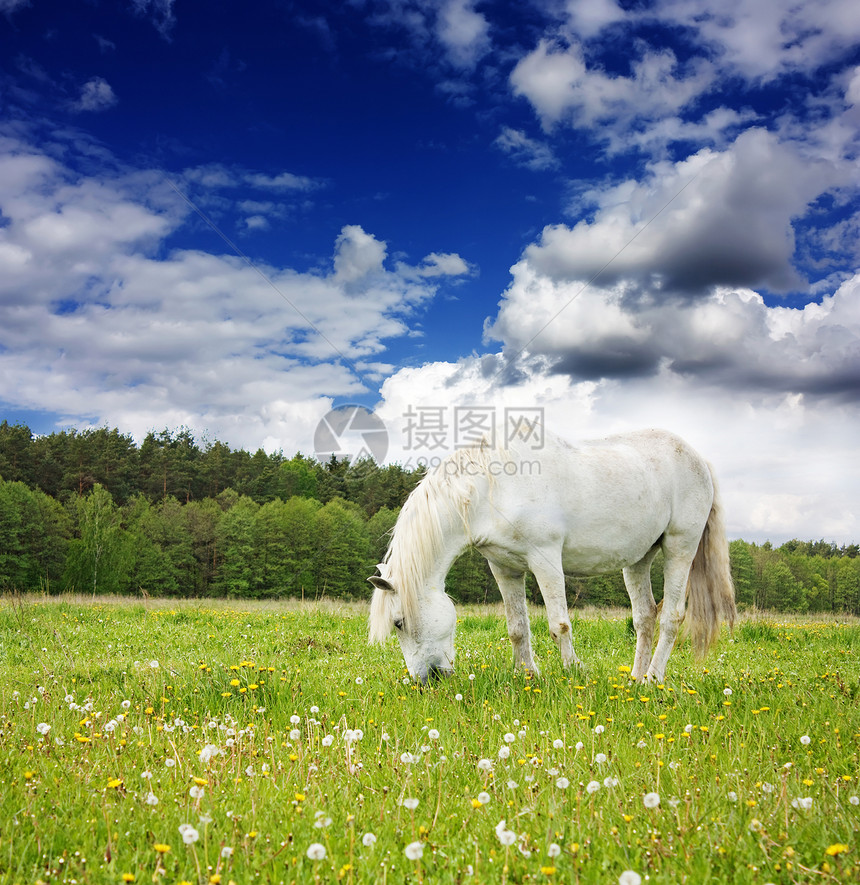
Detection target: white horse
<box><xmin>369</xmin><ymin>427</ymin><xmax>735</xmax><ymax>683</ymax></box>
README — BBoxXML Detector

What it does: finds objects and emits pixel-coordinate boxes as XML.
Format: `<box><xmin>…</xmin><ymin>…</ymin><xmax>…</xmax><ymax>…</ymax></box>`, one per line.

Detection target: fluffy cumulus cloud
<box><xmin>506</xmin><ymin>0</ymin><xmax>860</xmax><ymax>158</ymax></box>
<box><xmin>0</xmin><ymin>132</ymin><xmax>470</xmax><ymax>453</ymax></box>
<box><xmin>510</xmin><ymin>39</ymin><xmax>715</xmax><ymax>138</ymax></box>
<box><xmin>518</xmin><ymin>128</ymin><xmax>847</xmax><ymax>298</ymax></box>
<box><xmin>652</xmin><ymin>0</ymin><xmax>860</xmax><ymax>81</ymax></box>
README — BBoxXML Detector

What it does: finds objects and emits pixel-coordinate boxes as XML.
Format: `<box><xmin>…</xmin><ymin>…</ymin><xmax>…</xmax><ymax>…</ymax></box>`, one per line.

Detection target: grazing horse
<box><xmin>369</xmin><ymin>428</ymin><xmax>735</xmax><ymax>683</ymax></box>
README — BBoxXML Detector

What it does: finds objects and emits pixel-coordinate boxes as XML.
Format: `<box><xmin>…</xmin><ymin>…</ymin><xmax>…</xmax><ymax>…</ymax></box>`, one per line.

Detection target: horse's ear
<box><xmin>368</xmin><ymin>575</ymin><xmax>395</xmax><ymax>594</ymax></box>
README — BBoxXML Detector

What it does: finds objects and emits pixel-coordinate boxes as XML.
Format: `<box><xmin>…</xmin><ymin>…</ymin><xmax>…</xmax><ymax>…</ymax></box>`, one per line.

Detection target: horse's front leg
<box><xmin>488</xmin><ymin>561</ymin><xmax>539</xmax><ymax>675</ymax></box>
<box><xmin>529</xmin><ymin>551</ymin><xmax>582</xmax><ymax>669</ymax></box>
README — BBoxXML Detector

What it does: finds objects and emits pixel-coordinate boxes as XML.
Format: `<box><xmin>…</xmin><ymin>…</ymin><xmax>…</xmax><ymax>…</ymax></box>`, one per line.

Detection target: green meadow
<box><xmin>0</xmin><ymin>597</ymin><xmax>857</xmax><ymax>884</ymax></box>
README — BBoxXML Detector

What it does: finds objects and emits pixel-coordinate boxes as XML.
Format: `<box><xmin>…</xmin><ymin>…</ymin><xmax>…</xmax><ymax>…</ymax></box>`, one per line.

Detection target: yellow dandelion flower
<box><xmin>541</xmin><ymin>866</ymin><xmax>557</xmax><ymax>875</ymax></box>
<box><xmin>107</xmin><ymin>778</ymin><xmax>123</xmax><ymax>789</ymax></box>
<box><xmin>825</xmin><ymin>844</ymin><xmax>849</xmax><ymax>857</ymax></box>
<box><xmin>122</xmin><ymin>874</ymin><xmax>135</xmax><ymax>882</ymax></box>
<box><xmin>154</xmin><ymin>843</ymin><xmax>171</xmax><ymax>854</ymax></box>
<box><xmin>193</xmin><ymin>777</ymin><xmax>208</xmax><ymax>786</ymax></box>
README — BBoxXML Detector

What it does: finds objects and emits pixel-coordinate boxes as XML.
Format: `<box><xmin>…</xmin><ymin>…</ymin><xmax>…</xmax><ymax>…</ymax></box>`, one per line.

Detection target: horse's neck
<box><xmin>390</xmin><ymin>484</ymin><xmax>474</xmax><ymax>598</ymax></box>
<box><xmin>424</xmin><ymin>504</ymin><xmax>470</xmax><ymax>592</ymax></box>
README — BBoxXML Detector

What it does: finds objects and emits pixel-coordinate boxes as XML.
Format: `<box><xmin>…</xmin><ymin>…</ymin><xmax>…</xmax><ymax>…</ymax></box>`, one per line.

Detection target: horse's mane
<box><xmin>373</xmin><ymin>441</ymin><xmax>508</xmax><ymax>633</ymax></box>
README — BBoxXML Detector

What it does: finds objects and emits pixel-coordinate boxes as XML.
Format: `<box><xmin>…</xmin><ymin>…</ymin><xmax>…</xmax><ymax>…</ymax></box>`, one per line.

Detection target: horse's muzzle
<box><xmin>419</xmin><ymin>664</ymin><xmax>454</xmax><ymax>684</ymax></box>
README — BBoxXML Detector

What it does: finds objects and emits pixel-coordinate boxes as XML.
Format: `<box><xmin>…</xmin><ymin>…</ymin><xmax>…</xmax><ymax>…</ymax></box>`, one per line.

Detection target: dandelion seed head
<box><xmin>306</xmin><ymin>842</ymin><xmax>326</xmax><ymax>861</ymax></box>
<box><xmin>404</xmin><ymin>841</ymin><xmax>424</xmax><ymax>860</ymax></box>
<box><xmin>643</xmin><ymin>791</ymin><xmax>660</xmax><ymax>808</ymax></box>
<box><xmin>179</xmin><ymin>824</ymin><xmax>199</xmax><ymax>844</ymax></box>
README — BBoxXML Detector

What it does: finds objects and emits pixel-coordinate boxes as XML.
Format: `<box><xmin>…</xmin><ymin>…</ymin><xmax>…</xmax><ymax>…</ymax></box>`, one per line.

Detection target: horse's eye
<box><xmin>393</xmin><ymin>619</ymin><xmax>404</xmax><ymax>631</ymax></box>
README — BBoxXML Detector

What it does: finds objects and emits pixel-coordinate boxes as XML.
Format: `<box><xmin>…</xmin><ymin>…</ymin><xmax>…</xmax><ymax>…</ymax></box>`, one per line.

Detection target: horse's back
<box><xmin>482</xmin><ymin>428</ymin><xmax>714</xmax><ymax>574</ymax></box>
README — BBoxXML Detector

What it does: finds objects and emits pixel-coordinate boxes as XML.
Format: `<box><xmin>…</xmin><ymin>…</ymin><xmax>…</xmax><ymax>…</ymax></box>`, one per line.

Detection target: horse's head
<box><xmin>368</xmin><ymin>569</ymin><xmax>456</xmax><ymax>683</ymax></box>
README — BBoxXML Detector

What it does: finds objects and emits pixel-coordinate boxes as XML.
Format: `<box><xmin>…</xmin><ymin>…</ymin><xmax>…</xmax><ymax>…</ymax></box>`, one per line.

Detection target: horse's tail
<box><xmin>685</xmin><ymin>465</ymin><xmax>737</xmax><ymax>660</ymax></box>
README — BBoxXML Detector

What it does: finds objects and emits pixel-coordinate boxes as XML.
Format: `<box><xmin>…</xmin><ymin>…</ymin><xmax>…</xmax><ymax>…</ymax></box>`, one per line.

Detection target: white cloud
<box><xmin>519</xmin><ymin>128</ymin><xmax>842</xmax><ymax>296</ymax></box>
<box><xmin>436</xmin><ymin>0</ymin><xmax>490</xmax><ymax>69</ymax></box>
<box><xmin>563</xmin><ymin>0</ymin><xmax>625</xmax><ymax>39</ymax></box>
<box><xmin>0</xmin><ymin>134</ymin><xmax>470</xmax><ymax>453</ymax></box>
<box><xmin>244</xmin><ymin>171</ymin><xmax>319</xmax><ymax>192</ymax></box>
<box><xmin>494</xmin><ymin>127</ymin><xmax>559</xmax><ymax>171</ymax></box>
<box><xmin>411</xmin><ymin>252</ymin><xmax>472</xmax><ymax>278</ymax></box>
<box><xmin>72</xmin><ymin>77</ymin><xmax>117</xmax><ymax>112</ymax></box>
<box><xmin>510</xmin><ymin>39</ymin><xmax>715</xmax><ymax>138</ymax></box>
<box><xmin>653</xmin><ymin>0</ymin><xmax>860</xmax><ymax>82</ymax></box>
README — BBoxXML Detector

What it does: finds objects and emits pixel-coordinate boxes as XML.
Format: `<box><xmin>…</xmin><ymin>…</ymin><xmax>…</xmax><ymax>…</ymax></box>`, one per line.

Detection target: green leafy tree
<box><xmin>0</xmin><ymin>480</ymin><xmax>67</xmax><ymax>590</ymax></box>
<box><xmin>281</xmin><ymin>454</ymin><xmax>320</xmax><ymax>500</ymax></box>
<box><xmin>315</xmin><ymin>498</ymin><xmax>370</xmax><ymax>598</ymax></box>
<box><xmin>0</xmin><ymin>421</ymin><xmax>35</xmax><ymax>486</ymax></box>
<box><xmin>63</xmin><ymin>484</ymin><xmax>132</xmax><ymax>595</ymax></box>
<box><xmin>730</xmin><ymin>540</ymin><xmax>756</xmax><ymax>608</ymax></box>
<box><xmin>127</xmin><ymin>496</ymin><xmax>196</xmax><ymax>596</ymax></box>
<box><xmin>213</xmin><ymin>496</ymin><xmax>260</xmax><ymax>597</ymax></box>
<box><xmin>185</xmin><ymin>498</ymin><xmax>223</xmax><ymax>596</ymax></box>
<box><xmin>366</xmin><ymin>506</ymin><xmax>398</xmax><ymax>568</ymax></box>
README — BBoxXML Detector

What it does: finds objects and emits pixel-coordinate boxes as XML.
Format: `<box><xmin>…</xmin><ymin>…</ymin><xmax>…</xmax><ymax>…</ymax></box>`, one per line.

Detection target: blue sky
<box><xmin>1</xmin><ymin>0</ymin><xmax>859</xmax><ymax>542</ymax></box>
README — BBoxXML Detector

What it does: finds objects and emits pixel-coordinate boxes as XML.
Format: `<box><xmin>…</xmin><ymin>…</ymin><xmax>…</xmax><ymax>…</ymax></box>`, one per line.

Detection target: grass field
<box><xmin>0</xmin><ymin>596</ymin><xmax>858</xmax><ymax>884</ymax></box>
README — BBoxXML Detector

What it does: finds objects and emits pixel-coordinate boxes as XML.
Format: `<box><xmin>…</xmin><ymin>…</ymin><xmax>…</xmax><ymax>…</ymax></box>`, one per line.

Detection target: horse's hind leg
<box><xmin>646</xmin><ymin>538</ymin><xmax>697</xmax><ymax>682</ymax></box>
<box><xmin>489</xmin><ymin>561</ymin><xmax>539</xmax><ymax>674</ymax></box>
<box><xmin>529</xmin><ymin>551</ymin><xmax>582</xmax><ymax>669</ymax></box>
<box><xmin>622</xmin><ymin>547</ymin><xmax>660</xmax><ymax>682</ymax></box>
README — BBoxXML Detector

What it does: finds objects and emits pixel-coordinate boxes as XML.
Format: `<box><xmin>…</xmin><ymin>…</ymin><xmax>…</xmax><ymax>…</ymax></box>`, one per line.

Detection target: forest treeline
<box><xmin>1</xmin><ymin>421</ymin><xmax>859</xmax><ymax>612</ymax></box>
